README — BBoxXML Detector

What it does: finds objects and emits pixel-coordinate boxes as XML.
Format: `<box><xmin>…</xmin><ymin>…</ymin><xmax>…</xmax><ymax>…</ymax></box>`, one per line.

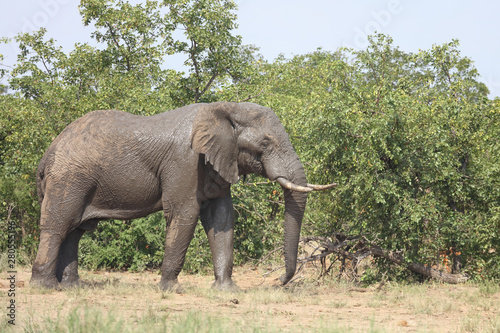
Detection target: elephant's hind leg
<box><xmin>30</xmin><ymin>229</ymin><xmax>65</xmax><ymax>289</ymax></box>
<box><xmin>31</xmin><ymin>184</ymin><xmax>90</xmax><ymax>288</ymax></box>
<box><xmin>56</xmin><ymin>228</ymin><xmax>84</xmax><ymax>286</ymax></box>
<box><xmin>56</xmin><ymin>219</ymin><xmax>99</xmax><ymax>287</ymax></box>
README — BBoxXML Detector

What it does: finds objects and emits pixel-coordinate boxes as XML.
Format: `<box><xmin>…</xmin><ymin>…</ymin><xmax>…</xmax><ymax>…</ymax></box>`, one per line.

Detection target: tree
<box><xmin>1</xmin><ymin>0</ymin><xmax>497</xmax><ymax>282</ymax></box>
<box><xmin>229</xmin><ymin>35</ymin><xmax>497</xmax><ymax>282</ymax></box>
<box><xmin>79</xmin><ymin>0</ymin><xmax>251</xmax><ymax>105</ymax></box>
<box><xmin>0</xmin><ymin>0</ymin><xmax>256</xmax><ymax>271</ymax></box>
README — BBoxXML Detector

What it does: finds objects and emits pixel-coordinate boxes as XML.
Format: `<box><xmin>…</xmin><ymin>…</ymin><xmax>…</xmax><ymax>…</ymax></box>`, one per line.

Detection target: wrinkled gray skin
<box><xmin>30</xmin><ymin>102</ymin><xmax>313</xmax><ymax>291</ymax></box>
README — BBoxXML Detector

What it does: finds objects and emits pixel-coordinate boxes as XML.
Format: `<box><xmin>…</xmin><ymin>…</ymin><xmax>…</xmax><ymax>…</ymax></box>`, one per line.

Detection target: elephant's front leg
<box><xmin>159</xmin><ymin>210</ymin><xmax>199</xmax><ymax>292</ymax></box>
<box><xmin>200</xmin><ymin>195</ymin><xmax>237</xmax><ymax>290</ymax></box>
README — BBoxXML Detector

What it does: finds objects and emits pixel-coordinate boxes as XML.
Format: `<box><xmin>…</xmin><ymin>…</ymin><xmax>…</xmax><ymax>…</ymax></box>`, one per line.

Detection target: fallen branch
<box><xmin>300</xmin><ymin>235</ymin><xmax>469</xmax><ymax>284</ymax></box>
<box><xmin>368</xmin><ymin>246</ymin><xmax>469</xmax><ymax>284</ymax></box>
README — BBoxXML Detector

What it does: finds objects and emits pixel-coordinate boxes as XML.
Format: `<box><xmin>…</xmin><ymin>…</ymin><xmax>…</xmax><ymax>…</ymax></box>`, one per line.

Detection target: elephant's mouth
<box><xmin>275</xmin><ymin>177</ymin><xmax>337</xmax><ymax>193</ymax></box>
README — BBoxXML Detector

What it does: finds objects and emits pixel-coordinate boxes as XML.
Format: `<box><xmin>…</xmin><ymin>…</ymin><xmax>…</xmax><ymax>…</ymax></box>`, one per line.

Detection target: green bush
<box><xmin>79</xmin><ymin>213</ymin><xmax>165</xmax><ymax>271</ymax></box>
<box><xmin>236</xmin><ymin>35</ymin><xmax>499</xmax><ymax>281</ymax></box>
<box><xmin>0</xmin><ymin>1</ymin><xmax>497</xmax><ymax>282</ymax></box>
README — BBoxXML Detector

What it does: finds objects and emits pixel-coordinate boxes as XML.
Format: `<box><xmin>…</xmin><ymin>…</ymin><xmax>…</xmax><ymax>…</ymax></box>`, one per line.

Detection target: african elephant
<box><xmin>30</xmin><ymin>102</ymin><xmax>335</xmax><ymax>291</ymax></box>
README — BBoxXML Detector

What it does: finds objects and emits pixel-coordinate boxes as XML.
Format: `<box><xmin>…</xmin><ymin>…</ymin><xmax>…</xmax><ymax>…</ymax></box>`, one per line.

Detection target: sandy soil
<box><xmin>1</xmin><ymin>266</ymin><xmax>499</xmax><ymax>332</ymax></box>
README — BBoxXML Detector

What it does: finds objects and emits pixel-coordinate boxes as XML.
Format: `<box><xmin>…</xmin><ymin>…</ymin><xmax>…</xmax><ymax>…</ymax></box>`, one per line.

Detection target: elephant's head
<box><xmin>191</xmin><ymin>102</ymin><xmax>335</xmax><ymax>284</ymax></box>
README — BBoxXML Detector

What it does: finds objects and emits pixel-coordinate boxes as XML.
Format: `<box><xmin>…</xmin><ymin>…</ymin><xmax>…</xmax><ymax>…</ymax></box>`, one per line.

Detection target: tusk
<box><xmin>276</xmin><ymin>178</ymin><xmax>338</xmax><ymax>192</ymax></box>
<box><xmin>276</xmin><ymin>177</ymin><xmax>313</xmax><ymax>192</ymax></box>
<box><xmin>307</xmin><ymin>183</ymin><xmax>338</xmax><ymax>191</ymax></box>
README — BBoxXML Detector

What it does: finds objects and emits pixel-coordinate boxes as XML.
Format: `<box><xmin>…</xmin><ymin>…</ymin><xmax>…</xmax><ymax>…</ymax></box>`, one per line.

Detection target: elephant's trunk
<box><xmin>278</xmin><ymin>157</ymin><xmax>308</xmax><ymax>285</ymax></box>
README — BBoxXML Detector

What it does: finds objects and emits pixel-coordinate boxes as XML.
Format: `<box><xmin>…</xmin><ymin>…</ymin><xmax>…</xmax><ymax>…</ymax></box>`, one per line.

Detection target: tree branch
<box><xmin>198</xmin><ymin>72</ymin><xmax>218</xmax><ymax>101</ymax></box>
<box><xmin>106</xmin><ymin>22</ymin><xmax>131</xmax><ymax>71</ymax></box>
<box><xmin>368</xmin><ymin>246</ymin><xmax>469</xmax><ymax>284</ymax></box>
<box><xmin>300</xmin><ymin>235</ymin><xmax>469</xmax><ymax>284</ymax></box>
<box><xmin>239</xmin><ymin>87</ymin><xmax>265</xmax><ymax>102</ymax></box>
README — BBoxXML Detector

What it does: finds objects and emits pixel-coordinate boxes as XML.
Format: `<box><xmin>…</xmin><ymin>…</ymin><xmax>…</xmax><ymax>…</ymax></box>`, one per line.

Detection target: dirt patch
<box><xmin>2</xmin><ymin>266</ymin><xmax>499</xmax><ymax>332</ymax></box>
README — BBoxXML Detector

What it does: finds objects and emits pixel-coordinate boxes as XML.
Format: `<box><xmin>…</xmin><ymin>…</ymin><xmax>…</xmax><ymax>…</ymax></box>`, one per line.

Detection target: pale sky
<box><xmin>1</xmin><ymin>0</ymin><xmax>499</xmax><ymax>97</ymax></box>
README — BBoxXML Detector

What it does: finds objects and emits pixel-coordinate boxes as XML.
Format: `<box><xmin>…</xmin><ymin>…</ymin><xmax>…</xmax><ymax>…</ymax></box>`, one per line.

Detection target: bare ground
<box><xmin>1</xmin><ymin>265</ymin><xmax>499</xmax><ymax>332</ymax></box>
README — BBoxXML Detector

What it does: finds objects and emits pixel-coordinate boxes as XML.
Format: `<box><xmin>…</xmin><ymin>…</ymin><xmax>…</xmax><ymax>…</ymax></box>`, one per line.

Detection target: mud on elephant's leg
<box><xmin>159</xmin><ymin>212</ymin><xmax>199</xmax><ymax>293</ymax></box>
<box><xmin>30</xmin><ymin>229</ymin><xmax>65</xmax><ymax>289</ymax></box>
<box><xmin>200</xmin><ymin>196</ymin><xmax>238</xmax><ymax>291</ymax></box>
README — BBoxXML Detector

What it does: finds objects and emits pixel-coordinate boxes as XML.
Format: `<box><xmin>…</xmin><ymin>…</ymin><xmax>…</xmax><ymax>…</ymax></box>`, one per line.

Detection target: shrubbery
<box><xmin>1</xmin><ymin>1</ymin><xmax>498</xmax><ymax>281</ymax></box>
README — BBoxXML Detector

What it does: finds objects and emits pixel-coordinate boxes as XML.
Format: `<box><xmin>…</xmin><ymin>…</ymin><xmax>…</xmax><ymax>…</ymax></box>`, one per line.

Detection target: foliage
<box><xmin>232</xmin><ymin>176</ymin><xmax>285</xmax><ymax>266</ymax></box>
<box><xmin>79</xmin><ymin>213</ymin><xmax>166</xmax><ymax>271</ymax></box>
<box><xmin>0</xmin><ymin>96</ymin><xmax>57</xmax><ymax>260</ymax></box>
<box><xmin>225</xmin><ymin>35</ymin><xmax>498</xmax><ymax>281</ymax></box>
<box><xmin>0</xmin><ymin>0</ymin><xmax>251</xmax><ymax>272</ymax></box>
<box><xmin>0</xmin><ymin>1</ymin><xmax>498</xmax><ymax>282</ymax></box>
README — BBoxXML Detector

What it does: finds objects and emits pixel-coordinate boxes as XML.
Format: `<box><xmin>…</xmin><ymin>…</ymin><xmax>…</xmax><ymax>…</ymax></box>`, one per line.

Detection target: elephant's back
<box><xmin>65</xmin><ymin>109</ymin><xmax>144</xmax><ymax>136</ymax></box>
<box><xmin>40</xmin><ymin>110</ymin><xmax>146</xmax><ymax>177</ymax></box>
<box><xmin>39</xmin><ymin>107</ymin><xmax>197</xmax><ymax>180</ymax></box>
<box><xmin>47</xmin><ymin>110</ymin><xmax>138</xmax><ymax>147</ymax></box>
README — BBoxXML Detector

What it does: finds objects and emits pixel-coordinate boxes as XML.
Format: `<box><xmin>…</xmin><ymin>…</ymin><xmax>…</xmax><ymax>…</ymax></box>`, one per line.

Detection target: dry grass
<box><xmin>1</xmin><ymin>265</ymin><xmax>499</xmax><ymax>332</ymax></box>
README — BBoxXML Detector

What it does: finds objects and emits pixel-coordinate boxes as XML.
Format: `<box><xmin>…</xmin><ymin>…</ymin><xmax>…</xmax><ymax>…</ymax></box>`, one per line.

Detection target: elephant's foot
<box><xmin>159</xmin><ymin>279</ymin><xmax>185</xmax><ymax>294</ymax></box>
<box><xmin>212</xmin><ymin>278</ymin><xmax>240</xmax><ymax>292</ymax></box>
<box><xmin>60</xmin><ymin>276</ymin><xmax>80</xmax><ymax>288</ymax></box>
<box><xmin>30</xmin><ymin>275</ymin><xmax>61</xmax><ymax>290</ymax></box>
<box><xmin>59</xmin><ymin>267</ymin><xmax>80</xmax><ymax>288</ymax></box>
<box><xmin>31</xmin><ymin>269</ymin><xmax>80</xmax><ymax>289</ymax></box>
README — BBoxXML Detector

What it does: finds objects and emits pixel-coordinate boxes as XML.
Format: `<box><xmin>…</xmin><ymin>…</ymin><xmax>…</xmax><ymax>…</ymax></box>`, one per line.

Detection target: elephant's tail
<box><xmin>36</xmin><ymin>154</ymin><xmax>48</xmax><ymax>206</ymax></box>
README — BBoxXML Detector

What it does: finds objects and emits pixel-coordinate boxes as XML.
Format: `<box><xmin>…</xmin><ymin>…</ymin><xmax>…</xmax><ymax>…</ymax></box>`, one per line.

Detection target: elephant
<box><xmin>30</xmin><ymin>102</ymin><xmax>336</xmax><ymax>291</ymax></box>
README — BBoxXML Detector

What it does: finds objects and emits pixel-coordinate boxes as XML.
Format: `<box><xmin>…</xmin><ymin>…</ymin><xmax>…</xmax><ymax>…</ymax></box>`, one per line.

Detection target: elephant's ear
<box><xmin>191</xmin><ymin>104</ymin><xmax>239</xmax><ymax>184</ymax></box>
